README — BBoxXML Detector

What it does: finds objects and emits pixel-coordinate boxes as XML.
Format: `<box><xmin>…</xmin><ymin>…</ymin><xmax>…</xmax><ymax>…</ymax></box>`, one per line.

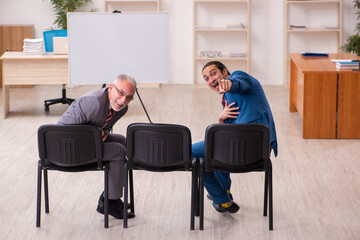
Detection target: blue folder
<box><xmin>43</xmin><ymin>30</ymin><xmax>67</xmax><ymax>52</ymax></box>
<box><xmin>301</xmin><ymin>52</ymin><xmax>329</xmax><ymax>57</ymax></box>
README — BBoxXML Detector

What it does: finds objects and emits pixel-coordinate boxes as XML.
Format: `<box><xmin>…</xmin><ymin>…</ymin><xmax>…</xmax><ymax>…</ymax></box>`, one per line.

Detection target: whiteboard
<box><xmin>67</xmin><ymin>12</ymin><xmax>170</xmax><ymax>85</ymax></box>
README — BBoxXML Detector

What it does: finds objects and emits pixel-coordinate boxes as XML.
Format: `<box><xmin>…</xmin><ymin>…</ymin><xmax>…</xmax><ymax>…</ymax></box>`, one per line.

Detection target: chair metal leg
<box><xmin>104</xmin><ymin>163</ymin><xmax>109</xmax><ymax>228</ymax></box>
<box><xmin>199</xmin><ymin>158</ymin><xmax>204</xmax><ymax>230</ymax></box>
<box><xmin>190</xmin><ymin>158</ymin><xmax>197</xmax><ymax>230</ymax></box>
<box><xmin>123</xmin><ymin>162</ymin><xmax>128</xmax><ymax>228</ymax></box>
<box><xmin>44</xmin><ymin>169</ymin><xmax>49</xmax><ymax>213</ymax></box>
<box><xmin>129</xmin><ymin>169</ymin><xmax>135</xmax><ymax>214</ymax></box>
<box><xmin>194</xmin><ymin>158</ymin><xmax>199</xmax><ymax>217</ymax></box>
<box><xmin>36</xmin><ymin>161</ymin><xmax>42</xmax><ymax>227</ymax></box>
<box><xmin>264</xmin><ymin>171</ymin><xmax>268</xmax><ymax>216</ymax></box>
<box><xmin>268</xmin><ymin>162</ymin><xmax>273</xmax><ymax>230</ymax></box>
<box><xmin>44</xmin><ymin>84</ymin><xmax>75</xmax><ymax>112</ymax></box>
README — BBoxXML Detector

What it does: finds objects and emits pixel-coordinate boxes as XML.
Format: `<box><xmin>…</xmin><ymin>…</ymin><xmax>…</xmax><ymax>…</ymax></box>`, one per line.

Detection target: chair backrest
<box><xmin>126</xmin><ymin>123</ymin><xmax>192</xmax><ymax>171</ymax></box>
<box><xmin>204</xmin><ymin>123</ymin><xmax>271</xmax><ymax>172</ymax></box>
<box><xmin>38</xmin><ymin>124</ymin><xmax>103</xmax><ymax>168</ymax></box>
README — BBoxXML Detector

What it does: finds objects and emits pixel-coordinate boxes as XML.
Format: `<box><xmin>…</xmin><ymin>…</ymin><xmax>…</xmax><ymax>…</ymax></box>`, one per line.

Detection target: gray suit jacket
<box><xmin>58</xmin><ymin>87</ymin><xmax>127</xmax><ymax>135</ymax></box>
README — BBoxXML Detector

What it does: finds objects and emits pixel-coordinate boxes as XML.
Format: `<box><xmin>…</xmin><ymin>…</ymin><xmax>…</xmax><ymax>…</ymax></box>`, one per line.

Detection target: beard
<box><xmin>111</xmin><ymin>99</ymin><xmax>125</xmax><ymax>112</ymax></box>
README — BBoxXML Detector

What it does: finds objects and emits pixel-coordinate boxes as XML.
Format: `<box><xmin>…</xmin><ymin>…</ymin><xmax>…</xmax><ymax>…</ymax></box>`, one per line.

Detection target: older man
<box><xmin>58</xmin><ymin>74</ymin><xmax>137</xmax><ymax>220</ymax></box>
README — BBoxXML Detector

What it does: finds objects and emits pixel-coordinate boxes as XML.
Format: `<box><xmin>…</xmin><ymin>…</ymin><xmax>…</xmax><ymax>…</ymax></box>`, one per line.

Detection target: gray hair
<box><xmin>115</xmin><ymin>74</ymin><xmax>137</xmax><ymax>88</ymax></box>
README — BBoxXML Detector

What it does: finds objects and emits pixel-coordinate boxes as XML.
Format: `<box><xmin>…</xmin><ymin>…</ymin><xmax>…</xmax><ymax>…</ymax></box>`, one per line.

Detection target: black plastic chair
<box><xmin>123</xmin><ymin>123</ymin><xmax>201</xmax><ymax>230</ymax></box>
<box><xmin>199</xmin><ymin>123</ymin><xmax>273</xmax><ymax>230</ymax></box>
<box><xmin>36</xmin><ymin>124</ymin><xmax>110</xmax><ymax>228</ymax></box>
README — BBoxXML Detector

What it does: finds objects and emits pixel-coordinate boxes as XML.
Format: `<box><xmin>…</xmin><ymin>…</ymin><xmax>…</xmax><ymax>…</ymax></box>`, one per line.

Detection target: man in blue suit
<box><xmin>192</xmin><ymin>61</ymin><xmax>278</xmax><ymax>213</ymax></box>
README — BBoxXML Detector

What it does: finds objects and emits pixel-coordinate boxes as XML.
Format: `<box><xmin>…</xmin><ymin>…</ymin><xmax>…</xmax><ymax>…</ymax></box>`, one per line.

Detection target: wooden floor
<box><xmin>0</xmin><ymin>84</ymin><xmax>359</xmax><ymax>240</ymax></box>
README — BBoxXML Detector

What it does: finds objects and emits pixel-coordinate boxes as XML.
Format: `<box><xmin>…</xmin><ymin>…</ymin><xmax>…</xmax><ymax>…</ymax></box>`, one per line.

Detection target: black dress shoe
<box><xmin>116</xmin><ymin>198</ymin><xmax>132</xmax><ymax>210</ymax></box>
<box><xmin>212</xmin><ymin>201</ymin><xmax>240</xmax><ymax>213</ymax></box>
<box><xmin>98</xmin><ymin>192</ymin><xmax>132</xmax><ymax>209</ymax></box>
<box><xmin>96</xmin><ymin>193</ymin><xmax>135</xmax><ymax>219</ymax></box>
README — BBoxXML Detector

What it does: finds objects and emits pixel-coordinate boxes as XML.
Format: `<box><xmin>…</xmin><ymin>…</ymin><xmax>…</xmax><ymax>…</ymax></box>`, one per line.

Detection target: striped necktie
<box><xmin>102</xmin><ymin>108</ymin><xmax>114</xmax><ymax>129</ymax></box>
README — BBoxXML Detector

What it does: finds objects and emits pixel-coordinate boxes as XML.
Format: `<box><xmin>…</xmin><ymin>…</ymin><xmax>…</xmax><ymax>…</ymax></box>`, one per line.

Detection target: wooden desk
<box><xmin>0</xmin><ymin>25</ymin><xmax>34</xmax><ymax>87</ymax></box>
<box><xmin>289</xmin><ymin>53</ymin><xmax>360</xmax><ymax>139</ymax></box>
<box><xmin>1</xmin><ymin>52</ymin><xmax>68</xmax><ymax>119</ymax></box>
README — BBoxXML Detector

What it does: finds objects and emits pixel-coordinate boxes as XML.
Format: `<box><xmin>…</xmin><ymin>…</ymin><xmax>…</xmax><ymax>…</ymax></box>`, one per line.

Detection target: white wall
<box><xmin>0</xmin><ymin>0</ymin><xmax>357</xmax><ymax>85</ymax></box>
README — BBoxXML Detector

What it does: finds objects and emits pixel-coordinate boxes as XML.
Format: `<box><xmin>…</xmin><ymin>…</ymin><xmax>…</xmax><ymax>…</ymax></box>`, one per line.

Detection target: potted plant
<box><xmin>341</xmin><ymin>0</ymin><xmax>360</xmax><ymax>56</ymax></box>
<box><xmin>44</xmin><ymin>0</ymin><xmax>94</xmax><ymax>30</ymax></box>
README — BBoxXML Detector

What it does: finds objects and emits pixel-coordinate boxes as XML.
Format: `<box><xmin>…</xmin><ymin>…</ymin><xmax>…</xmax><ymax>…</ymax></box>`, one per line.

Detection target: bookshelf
<box><xmin>193</xmin><ymin>0</ymin><xmax>249</xmax><ymax>84</ymax></box>
<box><xmin>283</xmin><ymin>0</ymin><xmax>342</xmax><ymax>85</ymax></box>
<box><xmin>104</xmin><ymin>0</ymin><xmax>160</xmax><ymax>12</ymax></box>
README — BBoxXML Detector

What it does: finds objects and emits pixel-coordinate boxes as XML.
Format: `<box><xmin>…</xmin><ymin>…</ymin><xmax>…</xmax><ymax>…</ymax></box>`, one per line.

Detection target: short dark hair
<box><xmin>202</xmin><ymin>61</ymin><xmax>231</xmax><ymax>76</ymax></box>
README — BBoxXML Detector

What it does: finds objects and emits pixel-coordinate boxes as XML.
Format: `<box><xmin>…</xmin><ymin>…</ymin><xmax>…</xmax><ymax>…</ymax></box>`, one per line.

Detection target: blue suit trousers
<box><xmin>192</xmin><ymin>141</ymin><xmax>231</xmax><ymax>204</ymax></box>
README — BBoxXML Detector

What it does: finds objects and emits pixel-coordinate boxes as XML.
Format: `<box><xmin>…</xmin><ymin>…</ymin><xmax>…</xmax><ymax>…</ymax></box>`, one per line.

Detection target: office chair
<box><xmin>199</xmin><ymin>123</ymin><xmax>273</xmax><ymax>230</ymax></box>
<box><xmin>44</xmin><ymin>84</ymin><xmax>75</xmax><ymax>112</ymax></box>
<box><xmin>36</xmin><ymin>124</ymin><xmax>110</xmax><ymax>228</ymax></box>
<box><xmin>42</xmin><ymin>30</ymin><xmax>74</xmax><ymax>112</ymax></box>
<box><xmin>123</xmin><ymin>123</ymin><xmax>202</xmax><ymax>230</ymax></box>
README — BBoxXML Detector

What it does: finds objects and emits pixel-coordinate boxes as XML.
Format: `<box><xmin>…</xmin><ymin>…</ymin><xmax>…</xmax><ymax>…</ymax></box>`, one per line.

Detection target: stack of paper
<box><xmin>23</xmin><ymin>38</ymin><xmax>44</xmax><ymax>55</ymax></box>
<box><xmin>336</xmin><ymin>61</ymin><xmax>360</xmax><ymax>70</ymax></box>
<box><xmin>194</xmin><ymin>25</ymin><xmax>211</xmax><ymax>30</ymax></box>
<box><xmin>226</xmin><ymin>23</ymin><xmax>245</xmax><ymax>29</ymax></box>
<box><xmin>322</xmin><ymin>25</ymin><xmax>338</xmax><ymax>30</ymax></box>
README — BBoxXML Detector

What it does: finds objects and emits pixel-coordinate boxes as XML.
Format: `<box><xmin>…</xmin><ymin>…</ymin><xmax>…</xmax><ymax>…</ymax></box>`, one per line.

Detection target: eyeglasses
<box><xmin>113</xmin><ymin>84</ymin><xmax>134</xmax><ymax>101</ymax></box>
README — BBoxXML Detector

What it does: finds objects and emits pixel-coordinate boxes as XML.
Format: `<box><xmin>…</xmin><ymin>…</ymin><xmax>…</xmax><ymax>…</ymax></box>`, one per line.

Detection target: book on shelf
<box><xmin>335</xmin><ymin>61</ymin><xmax>360</xmax><ymax>70</ymax></box>
<box><xmin>336</xmin><ymin>66</ymin><xmax>360</xmax><ymax>70</ymax></box>
<box><xmin>336</xmin><ymin>64</ymin><xmax>359</xmax><ymax>70</ymax></box>
<box><xmin>229</xmin><ymin>52</ymin><xmax>246</xmax><ymax>58</ymax></box>
<box><xmin>331</xmin><ymin>59</ymin><xmax>360</xmax><ymax>63</ymax></box>
<box><xmin>200</xmin><ymin>51</ymin><xmax>222</xmax><ymax>58</ymax></box>
<box><xmin>289</xmin><ymin>24</ymin><xmax>306</xmax><ymax>30</ymax></box>
<box><xmin>336</xmin><ymin>62</ymin><xmax>360</xmax><ymax>65</ymax></box>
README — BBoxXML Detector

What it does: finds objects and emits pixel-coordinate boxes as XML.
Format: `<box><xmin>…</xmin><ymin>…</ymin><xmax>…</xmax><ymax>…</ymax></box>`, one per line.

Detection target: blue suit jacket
<box><xmin>224</xmin><ymin>71</ymin><xmax>278</xmax><ymax>157</ymax></box>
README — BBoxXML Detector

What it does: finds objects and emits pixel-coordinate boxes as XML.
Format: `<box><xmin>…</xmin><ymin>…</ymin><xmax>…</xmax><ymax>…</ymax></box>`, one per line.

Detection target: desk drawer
<box><xmin>3</xmin><ymin>59</ymin><xmax>68</xmax><ymax>85</ymax></box>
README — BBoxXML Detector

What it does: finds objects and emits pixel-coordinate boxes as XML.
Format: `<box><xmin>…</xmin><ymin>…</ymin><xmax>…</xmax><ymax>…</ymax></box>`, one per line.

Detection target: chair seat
<box><xmin>131</xmin><ymin>160</ymin><xmax>189</xmax><ymax>172</ymax></box>
<box><xmin>40</xmin><ymin>160</ymin><xmax>102</xmax><ymax>172</ymax></box>
<box><xmin>207</xmin><ymin>159</ymin><xmax>270</xmax><ymax>173</ymax></box>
